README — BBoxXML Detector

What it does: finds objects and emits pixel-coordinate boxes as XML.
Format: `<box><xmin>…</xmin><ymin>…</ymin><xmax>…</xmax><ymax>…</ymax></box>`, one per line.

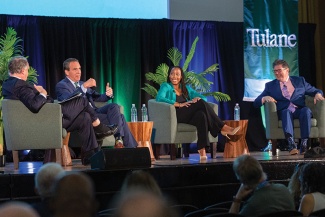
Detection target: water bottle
<box><xmin>141</xmin><ymin>104</ymin><xmax>148</xmax><ymax>122</ymax></box>
<box><xmin>234</xmin><ymin>103</ymin><xmax>240</xmax><ymax>121</ymax></box>
<box><xmin>131</xmin><ymin>104</ymin><xmax>137</xmax><ymax>122</ymax></box>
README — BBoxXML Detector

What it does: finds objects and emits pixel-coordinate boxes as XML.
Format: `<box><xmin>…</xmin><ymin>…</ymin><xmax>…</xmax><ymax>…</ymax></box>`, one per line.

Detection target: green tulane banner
<box><xmin>243</xmin><ymin>0</ymin><xmax>298</xmax><ymax>101</ymax></box>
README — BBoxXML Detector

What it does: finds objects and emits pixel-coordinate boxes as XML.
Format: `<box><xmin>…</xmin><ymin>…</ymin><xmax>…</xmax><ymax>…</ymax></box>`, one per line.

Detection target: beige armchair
<box><xmin>2</xmin><ymin>99</ymin><xmax>65</xmax><ymax>169</ymax></box>
<box><xmin>148</xmin><ymin>99</ymin><xmax>218</xmax><ymax>160</ymax></box>
<box><xmin>264</xmin><ymin>95</ymin><xmax>325</xmax><ymax>155</ymax></box>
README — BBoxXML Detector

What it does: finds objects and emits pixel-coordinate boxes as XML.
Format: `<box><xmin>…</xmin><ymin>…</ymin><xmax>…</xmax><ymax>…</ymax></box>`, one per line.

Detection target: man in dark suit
<box><xmin>2</xmin><ymin>56</ymin><xmax>117</xmax><ymax>165</ymax></box>
<box><xmin>55</xmin><ymin>58</ymin><xmax>137</xmax><ymax>148</ymax></box>
<box><xmin>254</xmin><ymin>59</ymin><xmax>324</xmax><ymax>155</ymax></box>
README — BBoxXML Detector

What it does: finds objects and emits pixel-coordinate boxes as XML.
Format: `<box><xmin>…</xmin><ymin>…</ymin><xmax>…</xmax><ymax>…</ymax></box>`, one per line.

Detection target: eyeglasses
<box><xmin>273</xmin><ymin>68</ymin><xmax>287</xmax><ymax>73</ymax></box>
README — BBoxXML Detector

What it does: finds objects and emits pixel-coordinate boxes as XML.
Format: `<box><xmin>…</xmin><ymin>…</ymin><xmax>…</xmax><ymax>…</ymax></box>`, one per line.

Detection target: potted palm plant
<box><xmin>0</xmin><ymin>27</ymin><xmax>38</xmax><ymax>166</ymax></box>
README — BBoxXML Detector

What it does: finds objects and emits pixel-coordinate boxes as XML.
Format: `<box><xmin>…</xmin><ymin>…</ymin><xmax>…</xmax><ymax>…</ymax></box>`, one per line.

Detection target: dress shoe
<box><xmin>300</xmin><ymin>139</ymin><xmax>308</xmax><ymax>155</ymax></box>
<box><xmin>221</xmin><ymin>126</ymin><xmax>241</xmax><ymax>139</ymax></box>
<box><xmin>81</xmin><ymin>149</ymin><xmax>96</xmax><ymax>166</ymax></box>
<box><xmin>114</xmin><ymin>139</ymin><xmax>124</xmax><ymax>148</ymax></box>
<box><xmin>287</xmin><ymin>137</ymin><xmax>298</xmax><ymax>155</ymax></box>
<box><xmin>95</xmin><ymin>124</ymin><xmax>118</xmax><ymax>141</ymax></box>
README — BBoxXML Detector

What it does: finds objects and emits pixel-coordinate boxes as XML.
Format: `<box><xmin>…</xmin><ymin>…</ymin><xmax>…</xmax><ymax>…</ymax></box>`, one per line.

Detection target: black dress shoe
<box><xmin>81</xmin><ymin>149</ymin><xmax>96</xmax><ymax>166</ymax></box>
<box><xmin>94</xmin><ymin>124</ymin><xmax>118</xmax><ymax>141</ymax></box>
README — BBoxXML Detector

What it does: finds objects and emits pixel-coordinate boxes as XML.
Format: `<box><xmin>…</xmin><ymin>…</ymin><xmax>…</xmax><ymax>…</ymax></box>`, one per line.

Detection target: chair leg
<box><xmin>319</xmin><ymin>138</ymin><xmax>325</xmax><ymax>148</ymax></box>
<box><xmin>170</xmin><ymin>144</ymin><xmax>176</xmax><ymax>160</ymax></box>
<box><xmin>12</xmin><ymin>150</ymin><xmax>19</xmax><ymax>170</ymax></box>
<box><xmin>271</xmin><ymin>139</ymin><xmax>277</xmax><ymax>156</ymax></box>
<box><xmin>153</xmin><ymin>144</ymin><xmax>161</xmax><ymax>159</ymax></box>
<box><xmin>183</xmin><ymin>143</ymin><xmax>190</xmax><ymax>158</ymax></box>
<box><xmin>210</xmin><ymin>142</ymin><xmax>217</xmax><ymax>158</ymax></box>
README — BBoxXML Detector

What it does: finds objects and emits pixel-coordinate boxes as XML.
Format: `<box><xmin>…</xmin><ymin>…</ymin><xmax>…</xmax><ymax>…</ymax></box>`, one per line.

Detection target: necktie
<box><xmin>74</xmin><ymin>82</ymin><xmax>80</xmax><ymax>88</ymax></box>
<box><xmin>282</xmin><ymin>83</ymin><xmax>295</xmax><ymax>112</ymax></box>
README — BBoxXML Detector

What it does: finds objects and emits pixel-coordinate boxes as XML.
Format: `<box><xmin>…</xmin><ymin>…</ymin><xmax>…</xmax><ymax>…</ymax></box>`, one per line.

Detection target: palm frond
<box><xmin>154</xmin><ymin>63</ymin><xmax>169</xmax><ymax>85</ymax></box>
<box><xmin>185</xmin><ymin>71</ymin><xmax>212</xmax><ymax>93</ymax></box>
<box><xmin>167</xmin><ymin>48</ymin><xmax>182</xmax><ymax>66</ymax></box>
<box><xmin>27</xmin><ymin>66</ymin><xmax>38</xmax><ymax>84</ymax></box>
<box><xmin>141</xmin><ymin>83</ymin><xmax>158</xmax><ymax>98</ymax></box>
<box><xmin>202</xmin><ymin>91</ymin><xmax>231</xmax><ymax>102</ymax></box>
<box><xmin>183</xmin><ymin>36</ymin><xmax>199</xmax><ymax>72</ymax></box>
<box><xmin>200</xmin><ymin>64</ymin><xmax>219</xmax><ymax>76</ymax></box>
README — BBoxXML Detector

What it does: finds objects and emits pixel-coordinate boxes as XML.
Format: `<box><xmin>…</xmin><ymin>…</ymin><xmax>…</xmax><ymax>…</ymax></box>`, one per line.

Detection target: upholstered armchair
<box><xmin>148</xmin><ymin>99</ymin><xmax>218</xmax><ymax>160</ymax></box>
<box><xmin>2</xmin><ymin>99</ymin><xmax>65</xmax><ymax>169</ymax></box>
<box><xmin>264</xmin><ymin>95</ymin><xmax>325</xmax><ymax>155</ymax></box>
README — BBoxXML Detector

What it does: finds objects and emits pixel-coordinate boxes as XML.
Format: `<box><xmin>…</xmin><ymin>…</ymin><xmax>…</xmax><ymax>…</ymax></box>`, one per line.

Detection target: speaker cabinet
<box><xmin>90</xmin><ymin>147</ymin><xmax>151</xmax><ymax>170</ymax></box>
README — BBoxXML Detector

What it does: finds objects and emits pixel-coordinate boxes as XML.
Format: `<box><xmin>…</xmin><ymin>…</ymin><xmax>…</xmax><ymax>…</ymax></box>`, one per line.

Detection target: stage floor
<box><xmin>0</xmin><ymin>150</ymin><xmax>310</xmax><ymax>175</ymax></box>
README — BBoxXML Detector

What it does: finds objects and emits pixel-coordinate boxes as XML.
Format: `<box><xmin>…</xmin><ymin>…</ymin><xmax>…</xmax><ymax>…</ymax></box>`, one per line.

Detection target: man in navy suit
<box><xmin>254</xmin><ymin>59</ymin><xmax>324</xmax><ymax>155</ymax></box>
<box><xmin>2</xmin><ymin>56</ymin><xmax>116</xmax><ymax>165</ymax></box>
<box><xmin>56</xmin><ymin>58</ymin><xmax>137</xmax><ymax>149</ymax></box>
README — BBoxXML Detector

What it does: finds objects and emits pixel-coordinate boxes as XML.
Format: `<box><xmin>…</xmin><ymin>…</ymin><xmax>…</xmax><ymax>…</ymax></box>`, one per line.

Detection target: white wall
<box><xmin>0</xmin><ymin>0</ymin><xmax>242</xmax><ymax>21</ymax></box>
<box><xmin>169</xmin><ymin>0</ymin><xmax>243</xmax><ymax>22</ymax></box>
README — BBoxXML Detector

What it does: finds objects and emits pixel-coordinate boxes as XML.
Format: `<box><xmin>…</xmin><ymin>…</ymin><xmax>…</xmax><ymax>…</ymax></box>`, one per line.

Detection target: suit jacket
<box><xmin>2</xmin><ymin>77</ymin><xmax>53</xmax><ymax>113</ymax></box>
<box><xmin>156</xmin><ymin>82</ymin><xmax>207</xmax><ymax>104</ymax></box>
<box><xmin>254</xmin><ymin>76</ymin><xmax>323</xmax><ymax>111</ymax></box>
<box><xmin>55</xmin><ymin>77</ymin><xmax>111</xmax><ymax>108</ymax></box>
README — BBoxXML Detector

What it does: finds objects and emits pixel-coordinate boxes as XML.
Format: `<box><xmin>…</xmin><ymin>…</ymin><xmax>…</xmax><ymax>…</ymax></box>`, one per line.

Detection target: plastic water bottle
<box><xmin>234</xmin><ymin>103</ymin><xmax>240</xmax><ymax>121</ymax></box>
<box><xmin>131</xmin><ymin>104</ymin><xmax>137</xmax><ymax>122</ymax></box>
<box><xmin>141</xmin><ymin>104</ymin><xmax>148</xmax><ymax>122</ymax></box>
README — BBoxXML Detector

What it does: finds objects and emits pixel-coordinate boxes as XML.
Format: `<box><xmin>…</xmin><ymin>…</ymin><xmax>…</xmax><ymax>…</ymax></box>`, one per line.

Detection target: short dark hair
<box><xmin>272</xmin><ymin>59</ymin><xmax>289</xmax><ymax>69</ymax></box>
<box><xmin>299</xmin><ymin>162</ymin><xmax>325</xmax><ymax>195</ymax></box>
<box><xmin>63</xmin><ymin>58</ymin><xmax>79</xmax><ymax>71</ymax></box>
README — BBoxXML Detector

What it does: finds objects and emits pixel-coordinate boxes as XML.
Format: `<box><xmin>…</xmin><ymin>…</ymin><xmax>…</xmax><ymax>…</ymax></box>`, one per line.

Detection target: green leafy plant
<box><xmin>142</xmin><ymin>36</ymin><xmax>230</xmax><ymax>101</ymax></box>
<box><xmin>0</xmin><ymin>27</ymin><xmax>39</xmax><ymax>155</ymax></box>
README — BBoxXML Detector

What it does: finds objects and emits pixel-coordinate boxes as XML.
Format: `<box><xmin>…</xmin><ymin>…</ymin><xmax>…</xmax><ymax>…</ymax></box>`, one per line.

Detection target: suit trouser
<box><xmin>279</xmin><ymin>107</ymin><xmax>312</xmax><ymax>139</ymax></box>
<box><xmin>96</xmin><ymin>103</ymin><xmax>137</xmax><ymax>148</ymax></box>
<box><xmin>176</xmin><ymin>100</ymin><xmax>224</xmax><ymax>150</ymax></box>
<box><xmin>60</xmin><ymin>97</ymin><xmax>98</xmax><ymax>153</ymax></box>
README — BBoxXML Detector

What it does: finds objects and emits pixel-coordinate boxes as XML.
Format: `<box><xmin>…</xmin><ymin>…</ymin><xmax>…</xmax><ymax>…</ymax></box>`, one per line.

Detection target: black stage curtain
<box><xmin>0</xmin><ymin>15</ymin><xmax>316</xmax><ymax>151</ymax></box>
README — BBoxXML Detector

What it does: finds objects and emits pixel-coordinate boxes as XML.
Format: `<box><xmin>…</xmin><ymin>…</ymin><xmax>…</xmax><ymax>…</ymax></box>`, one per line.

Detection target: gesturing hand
<box><xmin>83</xmin><ymin>78</ymin><xmax>96</xmax><ymax>88</ymax></box>
<box><xmin>34</xmin><ymin>84</ymin><xmax>47</xmax><ymax>96</ymax></box>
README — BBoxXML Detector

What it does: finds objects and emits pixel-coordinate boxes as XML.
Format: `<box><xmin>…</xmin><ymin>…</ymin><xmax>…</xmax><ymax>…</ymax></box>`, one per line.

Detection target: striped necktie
<box><xmin>282</xmin><ymin>82</ymin><xmax>295</xmax><ymax>113</ymax></box>
<box><xmin>74</xmin><ymin>82</ymin><xmax>80</xmax><ymax>88</ymax></box>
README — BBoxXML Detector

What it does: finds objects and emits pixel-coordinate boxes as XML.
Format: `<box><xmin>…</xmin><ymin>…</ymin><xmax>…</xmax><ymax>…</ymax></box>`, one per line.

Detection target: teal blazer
<box><xmin>156</xmin><ymin>82</ymin><xmax>207</xmax><ymax>104</ymax></box>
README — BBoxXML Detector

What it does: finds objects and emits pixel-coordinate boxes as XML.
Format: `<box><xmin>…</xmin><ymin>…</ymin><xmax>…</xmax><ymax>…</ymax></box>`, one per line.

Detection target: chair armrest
<box><xmin>148</xmin><ymin>99</ymin><xmax>177</xmax><ymax>143</ymax></box>
<box><xmin>94</xmin><ymin>102</ymin><xmax>124</xmax><ymax>114</ymax></box>
<box><xmin>264</xmin><ymin>102</ymin><xmax>279</xmax><ymax>138</ymax></box>
<box><xmin>207</xmin><ymin>102</ymin><xmax>218</xmax><ymax>115</ymax></box>
<box><xmin>314</xmin><ymin>99</ymin><xmax>325</xmax><ymax>137</ymax></box>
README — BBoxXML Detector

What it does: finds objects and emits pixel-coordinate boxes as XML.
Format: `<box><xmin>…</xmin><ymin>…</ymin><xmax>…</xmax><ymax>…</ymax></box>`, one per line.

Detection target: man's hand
<box><xmin>83</xmin><ymin>78</ymin><xmax>96</xmax><ymax>88</ymax></box>
<box><xmin>106</xmin><ymin>82</ymin><xmax>113</xmax><ymax>97</ymax></box>
<box><xmin>34</xmin><ymin>84</ymin><xmax>47</xmax><ymax>96</ymax></box>
<box><xmin>314</xmin><ymin>93</ymin><xmax>324</xmax><ymax>104</ymax></box>
<box><xmin>262</xmin><ymin>96</ymin><xmax>277</xmax><ymax>104</ymax></box>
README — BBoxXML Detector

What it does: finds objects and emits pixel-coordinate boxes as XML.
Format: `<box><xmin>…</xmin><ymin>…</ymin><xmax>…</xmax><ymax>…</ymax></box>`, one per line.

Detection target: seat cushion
<box><xmin>278</xmin><ymin>118</ymin><xmax>317</xmax><ymax>128</ymax></box>
<box><xmin>177</xmin><ymin>123</ymin><xmax>197</xmax><ymax>132</ymax></box>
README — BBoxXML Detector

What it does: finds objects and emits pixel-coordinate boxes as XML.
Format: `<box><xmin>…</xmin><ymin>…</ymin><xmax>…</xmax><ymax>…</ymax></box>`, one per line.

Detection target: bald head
<box><xmin>0</xmin><ymin>201</ymin><xmax>39</xmax><ymax>217</ymax></box>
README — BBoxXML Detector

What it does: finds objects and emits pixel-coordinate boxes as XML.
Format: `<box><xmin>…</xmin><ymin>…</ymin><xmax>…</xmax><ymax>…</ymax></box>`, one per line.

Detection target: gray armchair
<box><xmin>2</xmin><ymin>99</ymin><xmax>64</xmax><ymax>169</ymax></box>
<box><xmin>264</xmin><ymin>95</ymin><xmax>325</xmax><ymax>155</ymax></box>
<box><xmin>148</xmin><ymin>99</ymin><xmax>218</xmax><ymax>160</ymax></box>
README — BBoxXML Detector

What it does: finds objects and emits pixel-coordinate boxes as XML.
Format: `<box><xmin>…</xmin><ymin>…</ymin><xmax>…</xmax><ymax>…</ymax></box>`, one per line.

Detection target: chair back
<box><xmin>2</xmin><ymin>99</ymin><xmax>63</xmax><ymax>151</ymax></box>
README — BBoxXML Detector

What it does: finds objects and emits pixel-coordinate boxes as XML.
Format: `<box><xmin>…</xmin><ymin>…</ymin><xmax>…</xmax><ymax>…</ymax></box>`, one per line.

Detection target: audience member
<box><xmin>32</xmin><ymin>163</ymin><xmax>65</xmax><ymax>217</ymax></box>
<box><xmin>298</xmin><ymin>162</ymin><xmax>325</xmax><ymax>216</ymax></box>
<box><xmin>229</xmin><ymin>155</ymin><xmax>295</xmax><ymax>217</ymax></box>
<box><xmin>254</xmin><ymin>59</ymin><xmax>324</xmax><ymax>155</ymax></box>
<box><xmin>288</xmin><ymin>162</ymin><xmax>305</xmax><ymax>210</ymax></box>
<box><xmin>112</xmin><ymin>191</ymin><xmax>179</xmax><ymax>217</ymax></box>
<box><xmin>50</xmin><ymin>172</ymin><xmax>98</xmax><ymax>217</ymax></box>
<box><xmin>56</xmin><ymin>58</ymin><xmax>137</xmax><ymax>148</ymax></box>
<box><xmin>156</xmin><ymin>66</ymin><xmax>240</xmax><ymax>160</ymax></box>
<box><xmin>0</xmin><ymin>201</ymin><xmax>40</xmax><ymax>217</ymax></box>
<box><xmin>2</xmin><ymin>56</ymin><xmax>117</xmax><ymax>165</ymax></box>
<box><xmin>120</xmin><ymin>170</ymin><xmax>162</xmax><ymax>197</ymax></box>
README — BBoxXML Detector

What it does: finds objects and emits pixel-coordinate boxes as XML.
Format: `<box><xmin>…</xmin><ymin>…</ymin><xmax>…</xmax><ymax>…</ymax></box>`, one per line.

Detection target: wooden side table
<box><xmin>223</xmin><ymin>120</ymin><xmax>249</xmax><ymax>158</ymax></box>
<box><xmin>127</xmin><ymin>121</ymin><xmax>155</xmax><ymax>161</ymax></box>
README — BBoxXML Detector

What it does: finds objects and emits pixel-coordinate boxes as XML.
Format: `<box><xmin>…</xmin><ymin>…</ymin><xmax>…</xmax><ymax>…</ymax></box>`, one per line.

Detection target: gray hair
<box><xmin>34</xmin><ymin>163</ymin><xmax>65</xmax><ymax>198</ymax></box>
<box><xmin>233</xmin><ymin>155</ymin><xmax>267</xmax><ymax>188</ymax></box>
<box><xmin>8</xmin><ymin>56</ymin><xmax>29</xmax><ymax>74</ymax></box>
<box><xmin>63</xmin><ymin>58</ymin><xmax>79</xmax><ymax>71</ymax></box>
